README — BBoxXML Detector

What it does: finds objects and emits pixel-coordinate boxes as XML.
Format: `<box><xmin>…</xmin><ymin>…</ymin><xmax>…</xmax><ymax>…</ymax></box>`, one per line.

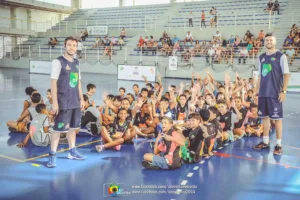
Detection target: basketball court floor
<box><xmin>0</xmin><ymin>68</ymin><xmax>299</xmax><ymax>200</ymax></box>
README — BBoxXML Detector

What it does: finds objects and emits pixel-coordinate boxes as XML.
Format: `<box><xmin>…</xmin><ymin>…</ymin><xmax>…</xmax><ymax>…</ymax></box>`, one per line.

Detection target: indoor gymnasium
<box><xmin>0</xmin><ymin>0</ymin><xmax>300</xmax><ymax>199</ymax></box>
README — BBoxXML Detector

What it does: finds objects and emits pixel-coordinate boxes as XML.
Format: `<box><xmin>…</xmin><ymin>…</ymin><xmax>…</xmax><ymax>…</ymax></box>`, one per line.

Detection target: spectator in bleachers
<box><xmin>214</xmin><ymin>31</ymin><xmax>222</xmax><ymax>40</ymax></box>
<box><xmin>243</xmin><ymin>30</ymin><xmax>253</xmax><ymax>45</ymax></box>
<box><xmin>209</xmin><ymin>9</ymin><xmax>215</xmax><ymax>28</ymax></box>
<box><xmin>48</xmin><ymin>38</ymin><xmax>55</xmax><ymax>48</ymax></box>
<box><xmin>212</xmin><ymin>40</ymin><xmax>220</xmax><ymax>49</ymax></box>
<box><xmin>93</xmin><ymin>37</ymin><xmax>102</xmax><ymax>48</ymax></box>
<box><xmin>111</xmin><ymin>36</ymin><xmax>117</xmax><ymax>46</ymax></box>
<box><xmin>193</xmin><ymin>40</ymin><xmax>201</xmax><ymax>56</ymax></box>
<box><xmin>172</xmin><ymin>35</ymin><xmax>180</xmax><ymax>45</ymax></box>
<box><xmin>77</xmin><ymin>40</ymin><xmax>83</xmax><ymax>59</ymax></box>
<box><xmin>120</xmin><ymin>28</ymin><xmax>126</xmax><ymax>39</ymax></box>
<box><xmin>188</xmin><ymin>11</ymin><xmax>193</xmax><ymax>27</ymax></box>
<box><xmin>137</xmin><ymin>36</ymin><xmax>145</xmax><ymax>52</ymax></box>
<box><xmin>234</xmin><ymin>35</ymin><xmax>241</xmax><ymax>47</ymax></box>
<box><xmin>144</xmin><ymin>36</ymin><xmax>149</xmax><ymax>46</ymax></box>
<box><xmin>213</xmin><ymin>7</ymin><xmax>218</xmax><ymax>26</ymax></box>
<box><xmin>104</xmin><ymin>43</ymin><xmax>113</xmax><ymax>59</ymax></box>
<box><xmin>273</xmin><ymin>0</ymin><xmax>280</xmax><ymax>14</ymax></box>
<box><xmin>160</xmin><ymin>41</ymin><xmax>172</xmax><ymax>56</ymax></box>
<box><xmin>201</xmin><ymin>10</ymin><xmax>206</xmax><ymax>28</ymax></box>
<box><xmin>258</xmin><ymin>30</ymin><xmax>265</xmax><ymax>45</ymax></box>
<box><xmin>81</xmin><ymin>29</ymin><xmax>88</xmax><ymax>41</ymax></box>
<box><xmin>206</xmin><ymin>47</ymin><xmax>215</xmax><ymax>63</ymax></box>
<box><xmin>229</xmin><ymin>35</ymin><xmax>235</xmax><ymax>46</ymax></box>
<box><xmin>214</xmin><ymin>47</ymin><xmax>222</xmax><ymax>63</ymax></box>
<box><xmin>247</xmin><ymin>37</ymin><xmax>254</xmax><ymax>57</ymax></box>
<box><xmin>284</xmin><ymin>34</ymin><xmax>294</xmax><ymax>46</ymax></box>
<box><xmin>104</xmin><ymin>36</ymin><xmax>111</xmax><ymax>46</ymax></box>
<box><xmin>253</xmin><ymin>38</ymin><xmax>262</xmax><ymax>57</ymax></box>
<box><xmin>265</xmin><ymin>0</ymin><xmax>274</xmax><ymax>12</ymax></box>
<box><xmin>286</xmin><ymin>45</ymin><xmax>295</xmax><ymax>65</ymax></box>
<box><xmin>224</xmin><ymin>44</ymin><xmax>232</xmax><ymax>64</ymax></box>
<box><xmin>172</xmin><ymin>41</ymin><xmax>180</xmax><ymax>56</ymax></box>
<box><xmin>118</xmin><ymin>37</ymin><xmax>125</xmax><ymax>50</ymax></box>
<box><xmin>239</xmin><ymin>47</ymin><xmax>248</xmax><ymax>64</ymax></box>
<box><xmin>160</xmin><ymin>31</ymin><xmax>170</xmax><ymax>42</ymax></box>
<box><xmin>183</xmin><ymin>47</ymin><xmax>191</xmax><ymax>61</ymax></box>
<box><xmin>291</xmin><ymin>24</ymin><xmax>298</xmax><ymax>34</ymax></box>
<box><xmin>184</xmin><ymin>31</ymin><xmax>193</xmax><ymax>46</ymax></box>
<box><xmin>201</xmin><ymin>41</ymin><xmax>208</xmax><ymax>55</ymax></box>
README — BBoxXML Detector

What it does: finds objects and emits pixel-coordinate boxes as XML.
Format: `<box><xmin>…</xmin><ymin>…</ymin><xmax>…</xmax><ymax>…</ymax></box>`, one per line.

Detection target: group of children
<box><xmin>7</xmin><ymin>71</ymin><xmax>264</xmax><ymax>170</ymax></box>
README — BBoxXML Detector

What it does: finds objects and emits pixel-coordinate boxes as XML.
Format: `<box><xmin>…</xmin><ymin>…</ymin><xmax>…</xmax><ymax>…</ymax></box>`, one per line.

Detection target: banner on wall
<box><xmin>253</xmin><ymin>70</ymin><xmax>300</xmax><ymax>92</ymax></box>
<box><xmin>117</xmin><ymin>65</ymin><xmax>156</xmax><ymax>82</ymax></box>
<box><xmin>87</xmin><ymin>26</ymin><xmax>108</xmax><ymax>35</ymax></box>
<box><xmin>169</xmin><ymin>56</ymin><xmax>178</xmax><ymax>71</ymax></box>
<box><xmin>30</xmin><ymin>60</ymin><xmax>51</xmax><ymax>74</ymax></box>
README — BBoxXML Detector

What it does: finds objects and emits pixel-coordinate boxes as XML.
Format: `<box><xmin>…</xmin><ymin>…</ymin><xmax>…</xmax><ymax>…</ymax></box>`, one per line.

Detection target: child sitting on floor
<box><xmin>17</xmin><ymin>104</ymin><xmax>51</xmax><ymax>147</ymax></box>
<box><xmin>142</xmin><ymin>116</ymin><xmax>185</xmax><ymax>170</ymax></box>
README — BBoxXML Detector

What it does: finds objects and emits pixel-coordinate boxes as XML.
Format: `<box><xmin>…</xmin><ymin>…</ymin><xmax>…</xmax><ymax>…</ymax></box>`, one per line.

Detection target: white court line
<box><xmin>200</xmin><ymin>160</ymin><xmax>205</xmax><ymax>164</ymax></box>
<box><xmin>181</xmin><ymin>180</ymin><xmax>188</xmax><ymax>185</ymax></box>
<box><xmin>193</xmin><ymin>166</ymin><xmax>199</xmax><ymax>170</ymax></box>
<box><xmin>187</xmin><ymin>173</ymin><xmax>193</xmax><ymax>177</ymax></box>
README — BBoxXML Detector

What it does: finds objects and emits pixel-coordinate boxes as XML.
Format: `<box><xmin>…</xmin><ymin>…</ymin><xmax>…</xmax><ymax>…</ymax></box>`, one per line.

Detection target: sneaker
<box><xmin>273</xmin><ymin>145</ymin><xmax>283</xmax><ymax>155</ymax></box>
<box><xmin>142</xmin><ymin>160</ymin><xmax>160</xmax><ymax>170</ymax></box>
<box><xmin>95</xmin><ymin>145</ymin><xmax>104</xmax><ymax>152</ymax></box>
<box><xmin>47</xmin><ymin>152</ymin><xmax>56</xmax><ymax>168</ymax></box>
<box><xmin>113</xmin><ymin>145</ymin><xmax>121</xmax><ymax>151</ymax></box>
<box><xmin>67</xmin><ymin>147</ymin><xmax>86</xmax><ymax>160</ymax></box>
<box><xmin>208</xmin><ymin>151</ymin><xmax>214</xmax><ymax>156</ymax></box>
<box><xmin>253</xmin><ymin>142</ymin><xmax>270</xmax><ymax>150</ymax></box>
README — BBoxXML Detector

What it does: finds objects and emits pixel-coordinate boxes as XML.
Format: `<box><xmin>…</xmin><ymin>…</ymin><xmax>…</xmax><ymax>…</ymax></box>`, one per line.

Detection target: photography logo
<box><xmin>107</xmin><ymin>182</ymin><xmax>121</xmax><ymax>197</ymax></box>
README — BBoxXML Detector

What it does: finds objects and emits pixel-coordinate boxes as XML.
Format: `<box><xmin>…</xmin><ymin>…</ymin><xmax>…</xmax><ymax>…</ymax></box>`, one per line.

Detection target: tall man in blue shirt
<box><xmin>47</xmin><ymin>36</ymin><xmax>86</xmax><ymax>168</ymax></box>
<box><xmin>253</xmin><ymin>33</ymin><xmax>290</xmax><ymax>155</ymax></box>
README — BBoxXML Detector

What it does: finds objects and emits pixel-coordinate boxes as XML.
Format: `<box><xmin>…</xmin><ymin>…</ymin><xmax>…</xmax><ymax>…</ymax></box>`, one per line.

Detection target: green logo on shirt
<box><xmin>69</xmin><ymin>72</ymin><xmax>79</xmax><ymax>88</ymax></box>
<box><xmin>262</xmin><ymin>64</ymin><xmax>272</xmax><ymax>77</ymax></box>
<box><xmin>58</xmin><ymin>122</ymin><xmax>64</xmax><ymax>129</ymax></box>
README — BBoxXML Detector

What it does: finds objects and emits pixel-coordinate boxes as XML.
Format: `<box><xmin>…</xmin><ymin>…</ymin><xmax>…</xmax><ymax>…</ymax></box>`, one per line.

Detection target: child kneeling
<box><xmin>142</xmin><ymin>116</ymin><xmax>185</xmax><ymax>170</ymax></box>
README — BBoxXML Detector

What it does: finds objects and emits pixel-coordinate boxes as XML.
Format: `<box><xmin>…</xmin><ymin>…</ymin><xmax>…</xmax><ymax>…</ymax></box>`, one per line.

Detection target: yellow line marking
<box><xmin>22</xmin><ymin>139</ymin><xmax>100</xmax><ymax>162</ymax></box>
<box><xmin>0</xmin><ymin>154</ymin><xmax>23</xmax><ymax>162</ymax></box>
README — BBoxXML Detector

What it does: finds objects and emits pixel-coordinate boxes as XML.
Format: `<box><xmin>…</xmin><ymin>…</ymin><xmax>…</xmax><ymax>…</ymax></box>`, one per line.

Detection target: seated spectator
<box><xmin>144</xmin><ymin>36</ymin><xmax>149</xmax><ymax>46</ymax></box>
<box><xmin>239</xmin><ymin>47</ymin><xmax>248</xmax><ymax>64</ymax></box>
<box><xmin>284</xmin><ymin>34</ymin><xmax>294</xmax><ymax>46</ymax></box>
<box><xmin>111</xmin><ymin>36</ymin><xmax>117</xmax><ymax>46</ymax></box>
<box><xmin>224</xmin><ymin>44</ymin><xmax>232</xmax><ymax>64</ymax></box>
<box><xmin>160</xmin><ymin>31</ymin><xmax>169</xmax><ymax>42</ymax></box>
<box><xmin>234</xmin><ymin>35</ymin><xmax>241</xmax><ymax>47</ymax></box>
<box><xmin>243</xmin><ymin>30</ymin><xmax>253</xmax><ymax>43</ymax></box>
<box><xmin>93</xmin><ymin>37</ymin><xmax>102</xmax><ymax>48</ymax></box>
<box><xmin>273</xmin><ymin>0</ymin><xmax>280</xmax><ymax>14</ymax></box>
<box><xmin>152</xmin><ymin>41</ymin><xmax>158</xmax><ymax>56</ymax></box>
<box><xmin>228</xmin><ymin>35</ymin><xmax>235</xmax><ymax>46</ymax></box>
<box><xmin>253</xmin><ymin>39</ymin><xmax>262</xmax><ymax>57</ymax></box>
<box><xmin>286</xmin><ymin>45</ymin><xmax>295</xmax><ymax>65</ymax></box>
<box><xmin>184</xmin><ymin>31</ymin><xmax>193</xmax><ymax>46</ymax></box>
<box><xmin>214</xmin><ymin>31</ymin><xmax>222</xmax><ymax>40</ymax></box>
<box><xmin>172</xmin><ymin>35</ymin><xmax>180</xmax><ymax>44</ymax></box>
<box><xmin>182</xmin><ymin>47</ymin><xmax>191</xmax><ymax>61</ymax></box>
<box><xmin>160</xmin><ymin>41</ymin><xmax>172</xmax><ymax>56</ymax></box>
<box><xmin>118</xmin><ymin>37</ymin><xmax>125</xmax><ymax>50</ymax></box>
<box><xmin>166</xmin><ymin>37</ymin><xmax>173</xmax><ymax>47</ymax></box>
<box><xmin>291</xmin><ymin>24</ymin><xmax>298</xmax><ymax>34</ymax></box>
<box><xmin>258</xmin><ymin>30</ymin><xmax>265</xmax><ymax>45</ymax></box>
<box><xmin>206</xmin><ymin>47</ymin><xmax>215</xmax><ymax>63</ymax></box>
<box><xmin>120</xmin><ymin>28</ymin><xmax>126</xmax><ymax>39</ymax></box>
<box><xmin>137</xmin><ymin>36</ymin><xmax>145</xmax><ymax>52</ymax></box>
<box><xmin>173</xmin><ymin>41</ymin><xmax>180</xmax><ymax>56</ymax></box>
<box><xmin>265</xmin><ymin>0</ymin><xmax>274</xmax><ymax>12</ymax></box>
<box><xmin>81</xmin><ymin>29</ymin><xmax>88</xmax><ymax>41</ymax></box>
<box><xmin>212</xmin><ymin>41</ymin><xmax>220</xmax><ymax>49</ymax></box>
<box><xmin>53</xmin><ymin>38</ymin><xmax>58</xmax><ymax>45</ymax></box>
<box><xmin>214</xmin><ymin>47</ymin><xmax>222</xmax><ymax>63</ymax></box>
<box><xmin>193</xmin><ymin>40</ymin><xmax>201</xmax><ymax>56</ymax></box>
<box><xmin>247</xmin><ymin>38</ymin><xmax>254</xmax><ymax>56</ymax></box>
<box><xmin>103</xmin><ymin>36</ymin><xmax>111</xmax><ymax>47</ymax></box>
<box><xmin>104</xmin><ymin>43</ymin><xmax>113</xmax><ymax>59</ymax></box>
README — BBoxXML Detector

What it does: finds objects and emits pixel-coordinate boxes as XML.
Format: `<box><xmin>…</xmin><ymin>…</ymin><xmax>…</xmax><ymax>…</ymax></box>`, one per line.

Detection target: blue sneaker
<box><xmin>67</xmin><ymin>147</ymin><xmax>86</xmax><ymax>160</ymax></box>
<box><xmin>47</xmin><ymin>152</ymin><xmax>57</xmax><ymax>168</ymax></box>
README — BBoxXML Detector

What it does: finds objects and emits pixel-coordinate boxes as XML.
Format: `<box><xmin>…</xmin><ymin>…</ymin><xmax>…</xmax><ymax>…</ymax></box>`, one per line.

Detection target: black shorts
<box><xmin>53</xmin><ymin>108</ymin><xmax>81</xmax><ymax>132</ymax></box>
<box><xmin>258</xmin><ymin>97</ymin><xmax>283</xmax><ymax>120</ymax></box>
